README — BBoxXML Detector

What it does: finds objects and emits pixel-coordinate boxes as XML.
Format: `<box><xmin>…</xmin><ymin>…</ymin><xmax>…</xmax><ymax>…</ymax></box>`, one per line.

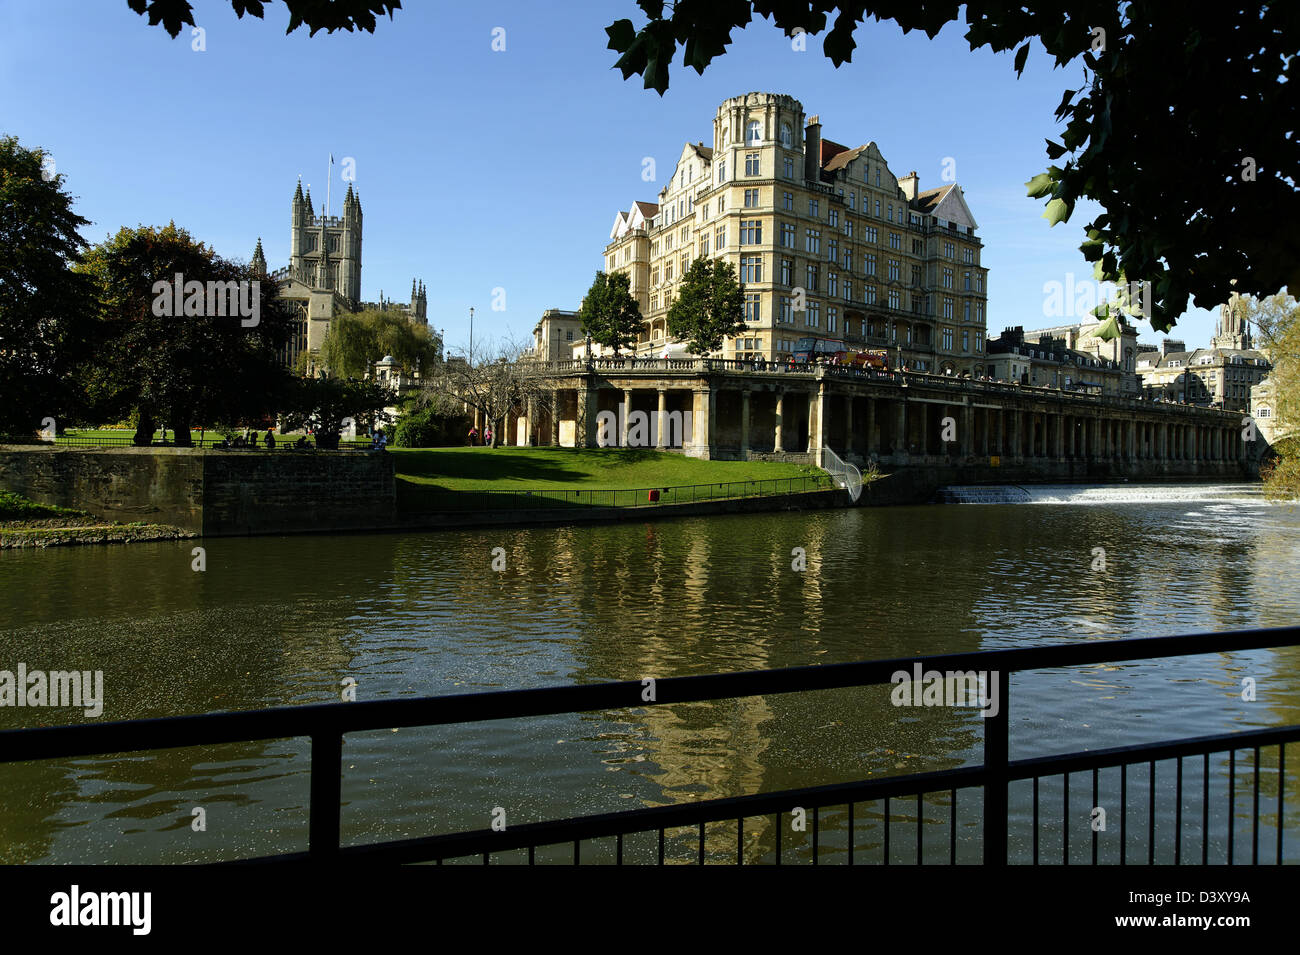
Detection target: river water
<box><xmin>2</xmin><ymin>483</ymin><xmax>1298</xmax><ymax>864</ymax></box>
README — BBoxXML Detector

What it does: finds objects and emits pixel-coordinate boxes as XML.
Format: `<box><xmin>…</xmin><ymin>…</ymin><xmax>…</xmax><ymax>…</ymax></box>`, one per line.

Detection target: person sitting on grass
<box><xmin>265</xmin><ymin>429</ymin><xmax>276</xmax><ymax>450</ymax></box>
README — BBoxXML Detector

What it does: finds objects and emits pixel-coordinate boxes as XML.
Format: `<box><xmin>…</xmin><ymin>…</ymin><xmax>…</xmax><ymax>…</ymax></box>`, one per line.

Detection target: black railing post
<box><xmin>983</xmin><ymin>670</ymin><xmax>1009</xmax><ymax>865</ymax></box>
<box><xmin>310</xmin><ymin>731</ymin><xmax>343</xmax><ymax>859</ymax></box>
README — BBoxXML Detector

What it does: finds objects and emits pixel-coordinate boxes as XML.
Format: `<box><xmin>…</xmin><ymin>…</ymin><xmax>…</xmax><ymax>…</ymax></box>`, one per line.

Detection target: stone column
<box><xmin>774</xmin><ymin>390</ymin><xmax>785</xmax><ymax>453</ymax></box>
<box><xmin>1053</xmin><ymin>412</ymin><xmax>1064</xmax><ymax>459</ymax></box>
<box><xmin>579</xmin><ymin>384</ymin><xmax>598</xmax><ymax>448</ymax></box>
<box><xmin>550</xmin><ymin>390</ymin><xmax>561</xmax><ymax>445</ymax></box>
<box><xmin>621</xmin><ymin>388</ymin><xmax>633</xmax><ymax>447</ymax></box>
<box><xmin>896</xmin><ymin>400</ymin><xmax>908</xmax><ymax>456</ymax></box>
<box><xmin>809</xmin><ymin>386</ymin><xmax>825</xmax><ymax>455</ymax></box>
<box><xmin>656</xmin><ymin>389</ymin><xmax>667</xmax><ymax>449</ymax></box>
<box><xmin>526</xmin><ymin>397</ymin><xmax>537</xmax><ymax>446</ymax></box>
<box><xmin>1010</xmin><ymin>409</ymin><xmax>1021</xmax><ymax>460</ymax></box>
<box><xmin>693</xmin><ymin>387</ymin><xmax>712</xmax><ymax>456</ymax></box>
<box><xmin>741</xmin><ymin>388</ymin><xmax>751</xmax><ymax>456</ymax></box>
<box><xmin>962</xmin><ymin>402</ymin><xmax>974</xmax><ymax>457</ymax></box>
<box><xmin>865</xmin><ymin>397</ymin><xmax>876</xmax><ymax>455</ymax></box>
<box><xmin>844</xmin><ymin>395</ymin><xmax>854</xmax><ymax>455</ymax></box>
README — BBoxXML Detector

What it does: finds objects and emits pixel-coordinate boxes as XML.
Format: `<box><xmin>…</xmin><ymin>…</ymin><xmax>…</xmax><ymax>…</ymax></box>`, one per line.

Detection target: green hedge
<box><xmin>392</xmin><ymin>407</ymin><xmax>472</xmax><ymax>448</ymax></box>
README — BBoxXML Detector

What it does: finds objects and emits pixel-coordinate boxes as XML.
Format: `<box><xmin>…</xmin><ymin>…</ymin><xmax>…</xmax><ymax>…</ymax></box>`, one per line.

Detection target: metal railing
<box><xmin>0</xmin><ymin>627</ymin><xmax>1293</xmax><ymax>864</ymax></box>
<box><xmin>401</xmin><ymin>473</ymin><xmax>836</xmax><ymax>513</ymax></box>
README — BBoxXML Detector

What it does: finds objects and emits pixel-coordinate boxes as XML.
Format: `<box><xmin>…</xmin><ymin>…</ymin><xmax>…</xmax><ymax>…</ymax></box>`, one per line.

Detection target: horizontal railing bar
<box><xmin>1006</xmin><ymin>724</ymin><xmax>1300</xmax><ymax>781</ymax></box>
<box><xmin>2</xmin><ymin>627</ymin><xmax>1296</xmax><ymax>764</ymax></box>
<box><xmin>231</xmin><ymin>765</ymin><xmax>991</xmax><ymax>865</ymax></box>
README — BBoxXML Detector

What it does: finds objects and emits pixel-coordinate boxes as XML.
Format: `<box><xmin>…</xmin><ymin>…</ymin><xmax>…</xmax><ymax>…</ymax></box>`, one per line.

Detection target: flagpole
<box><xmin>326</xmin><ymin>154</ymin><xmax>332</xmax><ymax>218</ymax></box>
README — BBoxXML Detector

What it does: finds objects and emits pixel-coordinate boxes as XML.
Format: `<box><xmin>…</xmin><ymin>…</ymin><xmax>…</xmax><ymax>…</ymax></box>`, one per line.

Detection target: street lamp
<box><xmin>469</xmin><ymin>306</ymin><xmax>475</xmax><ymax>362</ymax></box>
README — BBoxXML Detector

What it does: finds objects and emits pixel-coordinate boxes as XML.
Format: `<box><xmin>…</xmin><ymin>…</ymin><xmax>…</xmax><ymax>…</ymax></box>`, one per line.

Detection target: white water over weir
<box><xmin>819</xmin><ymin>447</ymin><xmax>863</xmax><ymax>502</ymax></box>
<box><xmin>937</xmin><ymin>483</ymin><xmax>1265</xmax><ymax>505</ymax></box>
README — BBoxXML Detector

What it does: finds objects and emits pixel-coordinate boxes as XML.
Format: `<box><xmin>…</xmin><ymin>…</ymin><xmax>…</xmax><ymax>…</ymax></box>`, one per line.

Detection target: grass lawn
<box><xmin>392</xmin><ymin>446</ymin><xmax>829</xmax><ymax>512</ymax></box>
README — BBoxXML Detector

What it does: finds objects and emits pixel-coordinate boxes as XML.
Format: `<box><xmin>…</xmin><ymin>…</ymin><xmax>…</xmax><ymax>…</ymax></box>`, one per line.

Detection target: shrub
<box><xmin>393</xmin><ymin>406</ymin><xmax>471</xmax><ymax>448</ymax></box>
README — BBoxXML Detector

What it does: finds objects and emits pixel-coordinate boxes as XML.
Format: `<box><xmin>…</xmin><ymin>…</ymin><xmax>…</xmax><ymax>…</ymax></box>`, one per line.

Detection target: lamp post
<box><xmin>469</xmin><ymin>306</ymin><xmax>475</xmax><ymax>363</ymax></box>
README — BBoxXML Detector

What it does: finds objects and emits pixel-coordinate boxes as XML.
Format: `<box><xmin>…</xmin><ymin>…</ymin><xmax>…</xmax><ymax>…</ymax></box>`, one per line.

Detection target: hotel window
<box><xmin>665</xmin><ymin>234</ymin><xmax>673</xmax><ymax>250</ymax></box>
<box><xmin>845</xmin><ymin>220</ymin><xmax>854</xmax><ymax>238</ymax></box>
<box><xmin>828</xmin><ymin>238</ymin><xmax>839</xmax><ymax>263</ymax></box>
<box><xmin>746</xmin><ymin>120</ymin><xmax>762</xmax><ymax>145</ymax></box>
<box><xmin>780</xmin><ymin>296</ymin><xmax>793</xmax><ymax>323</ymax></box>
<box><xmin>976</xmin><ymin>274</ymin><xmax>984</xmax><ymax>293</ymax></box>
<box><xmin>975</xmin><ymin>332</ymin><xmax>984</xmax><ymax>352</ymax></box>
<box><xmin>715</xmin><ymin>226</ymin><xmax>726</xmax><ymax>249</ymax></box>
<box><xmin>888</xmin><ymin>203</ymin><xmax>893</xmax><ymax>221</ymax></box>
<box><xmin>783</xmin><ymin>157</ymin><xmax>795</xmax><ymax>179</ymax></box>
<box><xmin>874</xmin><ymin>198</ymin><xmax>881</xmax><ymax>217</ymax></box>
<box><xmin>740</xmin><ymin>219</ymin><xmax>762</xmax><ymax>245</ymax></box>
<box><xmin>806</xmin><ymin>229</ymin><xmax>821</xmax><ymax>254</ymax></box>
<box><xmin>963</xmin><ymin>248</ymin><xmax>975</xmax><ymax>264</ymax></box>
<box><xmin>942</xmin><ymin>268</ymin><xmax>953</xmax><ymax>289</ymax></box>
<box><xmin>780</xmin><ymin>223</ymin><xmax>794</xmax><ymax>247</ymax></box>
<box><xmin>828</xmin><ymin>272</ymin><xmax>838</xmax><ymax>297</ymax></box>
<box><xmin>745</xmin><ymin>293</ymin><xmax>761</xmax><ymax>323</ymax></box>
<box><xmin>809</xmin><ymin>198</ymin><xmax>820</xmax><ymax>217</ymax></box>
<box><xmin>865</xmin><ymin>285</ymin><xmax>877</xmax><ymax>304</ymax></box>
<box><xmin>783</xmin><ymin>191</ymin><xmax>794</xmax><ymax>210</ymax></box>
<box><xmin>807</xmin><ymin>302</ymin><xmax>820</xmax><ymax>328</ymax></box>
<box><xmin>962</xmin><ymin>329</ymin><xmax>970</xmax><ymax>352</ymax></box>
<box><xmin>865</xmin><ymin>226</ymin><xmax>878</xmax><ymax>243</ymax></box>
<box><xmin>864</xmin><ymin>165</ymin><xmax>870</xmax><ymax>182</ymax></box>
<box><xmin>905</xmin><ymin>324</ymin><xmax>913</xmax><ymax>344</ymax></box>
<box><xmin>911</xmin><ymin>265</ymin><xmax>922</xmax><ymax>286</ymax></box>
<box><xmin>651</xmin><ymin>267</ymin><xmax>659</xmax><ymax>285</ymax></box>
<box><xmin>744</xmin><ymin>188</ymin><xmax>759</xmax><ymax>207</ymax></box>
<box><xmin>865</xmin><ymin>254</ymin><xmax>877</xmax><ymax>276</ymax></box>
<box><xmin>680</xmin><ymin>225</ymin><xmax>689</xmax><ymax>243</ymax></box>
<box><xmin>976</xmin><ymin>303</ymin><xmax>984</xmax><ymax>322</ymax></box>
<box><xmin>716</xmin><ymin>161</ymin><xmax>725</xmax><ymax>183</ymax></box>
<box><xmin>844</xmin><ymin>280</ymin><xmax>852</xmax><ymax>302</ymax></box>
<box><xmin>806</xmin><ymin>264</ymin><xmax>820</xmax><ymax>291</ymax></box>
<box><xmin>944</xmin><ymin>241</ymin><xmax>955</xmax><ymax>259</ymax></box>
<box><xmin>665</xmin><ymin>262</ymin><xmax>673</xmax><ymax>281</ymax></box>
<box><xmin>889</xmin><ymin>232</ymin><xmax>901</xmax><ymax>250</ymax></box>
<box><xmin>829</xmin><ymin>209</ymin><xmax>839</xmax><ymax>228</ymax></box>
<box><xmin>875</xmin><ymin>167</ymin><xmax>881</xmax><ymax>186</ymax></box>
<box><xmin>912</xmin><ymin>238</ymin><xmax>923</xmax><ymax>255</ymax></box>
<box><xmin>828</xmin><ymin>307</ymin><xmax>838</xmax><ymax>333</ymax></box>
<box><xmin>888</xmin><ymin>259</ymin><xmax>900</xmax><ymax>281</ymax></box>
<box><xmin>843</xmin><ymin>249</ymin><xmax>852</xmax><ymax>270</ymax></box>
<box><xmin>964</xmin><ymin>301</ymin><xmax>971</xmax><ymax>321</ymax></box>
<box><xmin>700</xmin><ymin>235</ymin><xmax>710</xmax><ymax>256</ymax></box>
<box><xmin>964</xmin><ymin>271</ymin><xmax>971</xmax><ymax>290</ymax></box>
<box><xmin>849</xmin><ymin>191</ymin><xmax>856</xmax><ymax>210</ymax></box>
<box><xmin>943</xmin><ymin>298</ymin><xmax>954</xmax><ymax>319</ymax></box>
<box><xmin>780</xmin><ymin>257</ymin><xmax>794</xmax><ymax>285</ymax></box>
<box><xmin>943</xmin><ymin>327</ymin><xmax>954</xmax><ymax>350</ymax></box>
<box><xmin>745</xmin><ymin>152</ymin><xmax>760</xmax><ymax>175</ymax></box>
<box><xmin>888</xmin><ymin>289</ymin><xmax>900</xmax><ymax>310</ymax></box>
<box><xmin>718</xmin><ymin>195</ymin><xmax>726</xmax><ymax>212</ymax></box>
<box><xmin>740</xmin><ymin>255</ymin><xmax>762</xmax><ymax>283</ymax></box>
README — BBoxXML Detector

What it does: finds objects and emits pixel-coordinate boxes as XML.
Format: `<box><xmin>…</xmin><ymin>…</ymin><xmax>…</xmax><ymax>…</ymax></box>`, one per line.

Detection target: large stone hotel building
<box><xmin>604</xmin><ymin>93</ymin><xmax>989</xmax><ymax>374</ymax></box>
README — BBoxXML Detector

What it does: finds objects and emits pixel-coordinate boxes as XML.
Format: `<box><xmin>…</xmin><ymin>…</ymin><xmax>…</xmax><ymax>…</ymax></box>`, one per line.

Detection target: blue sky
<box><xmin>1</xmin><ymin>0</ymin><xmax>1220</xmax><ymax>351</ymax></box>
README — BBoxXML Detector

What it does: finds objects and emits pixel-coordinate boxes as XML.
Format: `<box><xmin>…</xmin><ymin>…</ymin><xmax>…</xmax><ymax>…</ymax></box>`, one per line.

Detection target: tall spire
<box><xmin>252</xmin><ymin>238</ymin><xmax>266</xmax><ymax>276</ymax></box>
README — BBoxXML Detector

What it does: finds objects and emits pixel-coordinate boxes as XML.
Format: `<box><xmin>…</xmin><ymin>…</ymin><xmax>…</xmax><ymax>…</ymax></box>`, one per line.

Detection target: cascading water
<box><xmin>937</xmin><ymin>483</ymin><xmax>1266</xmax><ymax>505</ymax></box>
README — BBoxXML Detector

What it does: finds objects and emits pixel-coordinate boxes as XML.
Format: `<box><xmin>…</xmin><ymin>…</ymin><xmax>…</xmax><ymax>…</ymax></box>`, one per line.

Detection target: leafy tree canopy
<box><xmin>126</xmin><ymin>0</ymin><xmax>399</xmax><ymax>37</ymax></box>
<box><xmin>577</xmin><ymin>270</ymin><xmax>642</xmax><ymax>357</ymax></box>
<box><xmin>76</xmin><ymin>221</ymin><xmax>293</xmax><ymax>444</ymax></box>
<box><xmin>319</xmin><ymin>308</ymin><xmax>441</xmax><ymax>380</ymax></box>
<box><xmin>607</xmin><ymin>2</ymin><xmax>1300</xmax><ymax>336</ymax></box>
<box><xmin>0</xmin><ymin>136</ymin><xmax>97</xmax><ymax>434</ymax></box>
<box><xmin>666</xmin><ymin>257</ymin><xmax>747</xmax><ymax>356</ymax></box>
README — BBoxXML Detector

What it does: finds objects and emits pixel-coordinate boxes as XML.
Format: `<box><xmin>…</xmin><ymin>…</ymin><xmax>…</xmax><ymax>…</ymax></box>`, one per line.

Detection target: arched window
<box><xmin>780</xmin><ymin>123</ymin><xmax>792</xmax><ymax>148</ymax></box>
<box><xmin>746</xmin><ymin>120</ymin><xmax>762</xmax><ymax>145</ymax></box>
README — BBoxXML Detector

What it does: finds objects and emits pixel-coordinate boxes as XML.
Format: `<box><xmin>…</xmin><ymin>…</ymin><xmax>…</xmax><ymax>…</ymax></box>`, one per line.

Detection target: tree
<box><xmin>666</xmin><ymin>257</ymin><xmax>746</xmax><ymax>356</ymax></box>
<box><xmin>606</xmin><ymin>2</ymin><xmax>1300</xmax><ymax>336</ymax></box>
<box><xmin>280</xmin><ymin>373</ymin><xmax>395</xmax><ymax>449</ymax></box>
<box><xmin>319</xmin><ymin>308</ymin><xmax>441</xmax><ymax>381</ymax></box>
<box><xmin>76</xmin><ymin>222</ymin><xmax>293</xmax><ymax>445</ymax></box>
<box><xmin>420</xmin><ymin>336</ymin><xmax>535</xmax><ymax>449</ymax></box>
<box><xmin>125</xmin><ymin>0</ymin><xmax>399</xmax><ymax>37</ymax></box>
<box><xmin>577</xmin><ymin>270</ymin><xmax>642</xmax><ymax>358</ymax></box>
<box><xmin>0</xmin><ymin>136</ymin><xmax>97</xmax><ymax>435</ymax></box>
<box><xmin>1248</xmin><ymin>293</ymin><xmax>1300</xmax><ymax>500</ymax></box>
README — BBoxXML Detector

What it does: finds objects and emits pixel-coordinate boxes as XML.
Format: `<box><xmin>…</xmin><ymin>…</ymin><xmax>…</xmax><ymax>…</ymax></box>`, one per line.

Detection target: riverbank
<box><xmin>0</xmin><ymin>492</ymin><xmax>193</xmax><ymax>548</ymax></box>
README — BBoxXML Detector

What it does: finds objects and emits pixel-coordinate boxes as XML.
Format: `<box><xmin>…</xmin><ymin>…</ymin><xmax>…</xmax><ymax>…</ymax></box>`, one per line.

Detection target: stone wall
<box><xmin>0</xmin><ymin>446</ymin><xmax>395</xmax><ymax>536</ymax></box>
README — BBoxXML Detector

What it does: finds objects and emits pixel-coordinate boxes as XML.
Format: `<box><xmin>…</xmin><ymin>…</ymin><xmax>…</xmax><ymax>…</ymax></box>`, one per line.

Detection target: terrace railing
<box><xmin>1</xmin><ymin>627</ymin><xmax>1294</xmax><ymax>864</ymax></box>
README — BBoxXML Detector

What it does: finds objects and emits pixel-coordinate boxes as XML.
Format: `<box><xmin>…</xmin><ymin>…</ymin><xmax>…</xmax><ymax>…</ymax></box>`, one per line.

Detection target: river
<box><xmin>1</xmin><ymin>483</ymin><xmax>1297</xmax><ymax>863</ymax></box>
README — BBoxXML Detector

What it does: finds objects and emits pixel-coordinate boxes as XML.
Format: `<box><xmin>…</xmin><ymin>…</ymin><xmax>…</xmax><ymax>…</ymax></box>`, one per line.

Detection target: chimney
<box><xmin>899</xmin><ymin>170</ymin><xmax>920</xmax><ymax>200</ymax></box>
<box><xmin>1162</xmin><ymin>339</ymin><xmax>1185</xmax><ymax>356</ymax></box>
<box><xmin>803</xmin><ymin>115</ymin><xmax>821</xmax><ymax>184</ymax></box>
